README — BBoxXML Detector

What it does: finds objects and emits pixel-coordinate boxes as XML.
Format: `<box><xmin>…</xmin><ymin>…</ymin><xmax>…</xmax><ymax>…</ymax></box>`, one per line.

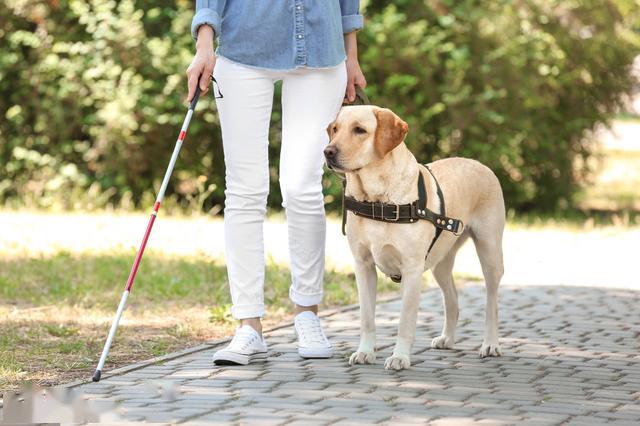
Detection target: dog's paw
<box><xmin>349</xmin><ymin>351</ymin><xmax>376</xmax><ymax>365</ymax></box>
<box><xmin>431</xmin><ymin>335</ymin><xmax>455</xmax><ymax>349</ymax></box>
<box><xmin>479</xmin><ymin>341</ymin><xmax>502</xmax><ymax>358</ymax></box>
<box><xmin>384</xmin><ymin>353</ymin><xmax>411</xmax><ymax>371</ymax></box>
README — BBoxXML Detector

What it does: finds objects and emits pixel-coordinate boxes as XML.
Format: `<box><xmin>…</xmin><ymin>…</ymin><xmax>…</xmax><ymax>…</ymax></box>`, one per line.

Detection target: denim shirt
<box><xmin>191</xmin><ymin>0</ymin><xmax>363</xmax><ymax>70</ymax></box>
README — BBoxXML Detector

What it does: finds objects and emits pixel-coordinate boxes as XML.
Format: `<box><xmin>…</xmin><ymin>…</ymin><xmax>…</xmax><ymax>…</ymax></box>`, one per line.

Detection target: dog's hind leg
<box><xmin>430</xmin><ymin>232</ymin><xmax>469</xmax><ymax>350</ymax></box>
<box><xmin>470</xmin><ymin>226</ymin><xmax>505</xmax><ymax>357</ymax></box>
<box><xmin>430</xmin><ymin>251</ymin><xmax>459</xmax><ymax>350</ymax></box>
<box><xmin>349</xmin><ymin>258</ymin><xmax>378</xmax><ymax>365</ymax></box>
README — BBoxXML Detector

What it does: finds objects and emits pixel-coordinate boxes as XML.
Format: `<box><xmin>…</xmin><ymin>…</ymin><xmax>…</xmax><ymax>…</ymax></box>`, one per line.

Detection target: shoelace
<box><xmin>230</xmin><ymin>328</ymin><xmax>258</xmax><ymax>351</ymax></box>
<box><xmin>297</xmin><ymin>317</ymin><xmax>327</xmax><ymax>344</ymax></box>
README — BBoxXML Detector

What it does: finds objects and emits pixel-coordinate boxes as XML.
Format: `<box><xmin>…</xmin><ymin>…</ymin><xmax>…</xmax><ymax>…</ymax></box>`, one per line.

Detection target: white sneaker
<box><xmin>294</xmin><ymin>311</ymin><xmax>333</xmax><ymax>358</ymax></box>
<box><xmin>212</xmin><ymin>325</ymin><xmax>268</xmax><ymax>365</ymax></box>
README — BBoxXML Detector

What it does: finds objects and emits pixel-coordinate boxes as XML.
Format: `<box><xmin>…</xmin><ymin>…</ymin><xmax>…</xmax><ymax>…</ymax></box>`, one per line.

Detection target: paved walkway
<box><xmin>50</xmin><ymin>284</ymin><xmax>640</xmax><ymax>424</ymax></box>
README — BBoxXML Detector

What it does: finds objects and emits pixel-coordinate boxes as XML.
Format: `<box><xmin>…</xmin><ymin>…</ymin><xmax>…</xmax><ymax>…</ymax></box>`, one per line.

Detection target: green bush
<box><xmin>0</xmin><ymin>0</ymin><xmax>638</xmax><ymax>212</ymax></box>
<box><xmin>0</xmin><ymin>0</ymin><xmax>226</xmax><ymax>211</ymax></box>
<box><xmin>360</xmin><ymin>0</ymin><xmax>640</xmax><ymax>210</ymax></box>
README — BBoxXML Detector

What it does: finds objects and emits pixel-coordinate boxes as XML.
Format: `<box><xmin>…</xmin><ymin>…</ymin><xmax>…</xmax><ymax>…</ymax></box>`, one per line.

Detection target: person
<box><xmin>187</xmin><ymin>0</ymin><xmax>366</xmax><ymax>365</ymax></box>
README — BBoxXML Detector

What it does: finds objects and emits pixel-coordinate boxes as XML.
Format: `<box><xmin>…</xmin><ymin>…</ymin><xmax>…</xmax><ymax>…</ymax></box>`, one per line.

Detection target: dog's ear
<box><xmin>326</xmin><ymin>120</ymin><xmax>336</xmax><ymax>140</ymax></box>
<box><xmin>374</xmin><ymin>108</ymin><xmax>408</xmax><ymax>158</ymax></box>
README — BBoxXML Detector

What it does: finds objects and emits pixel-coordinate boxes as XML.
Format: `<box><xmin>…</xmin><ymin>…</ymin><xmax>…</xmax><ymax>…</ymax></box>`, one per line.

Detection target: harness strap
<box><xmin>425</xmin><ymin>165</ymin><xmax>445</xmax><ymax>258</ymax></box>
<box><xmin>340</xmin><ymin>166</ymin><xmax>464</xmax><ymax>241</ymax></box>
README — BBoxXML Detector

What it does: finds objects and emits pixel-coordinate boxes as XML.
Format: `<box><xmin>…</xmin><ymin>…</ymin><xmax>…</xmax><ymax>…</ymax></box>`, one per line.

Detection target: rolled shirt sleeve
<box><xmin>339</xmin><ymin>0</ymin><xmax>364</xmax><ymax>33</ymax></box>
<box><xmin>191</xmin><ymin>0</ymin><xmax>226</xmax><ymax>41</ymax></box>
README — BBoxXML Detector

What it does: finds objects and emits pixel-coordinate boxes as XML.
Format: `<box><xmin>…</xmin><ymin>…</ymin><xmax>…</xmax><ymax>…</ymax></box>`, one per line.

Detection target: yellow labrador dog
<box><xmin>324</xmin><ymin>105</ymin><xmax>505</xmax><ymax>370</ymax></box>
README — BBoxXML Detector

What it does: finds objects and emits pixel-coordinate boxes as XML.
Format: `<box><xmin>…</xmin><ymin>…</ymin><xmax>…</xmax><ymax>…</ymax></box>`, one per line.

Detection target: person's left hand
<box><xmin>344</xmin><ymin>57</ymin><xmax>367</xmax><ymax>103</ymax></box>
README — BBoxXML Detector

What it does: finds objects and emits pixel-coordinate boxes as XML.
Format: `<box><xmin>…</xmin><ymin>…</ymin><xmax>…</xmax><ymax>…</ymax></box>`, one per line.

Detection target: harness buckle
<box><xmin>453</xmin><ymin>219</ymin><xmax>465</xmax><ymax>236</ymax></box>
<box><xmin>386</xmin><ymin>203</ymin><xmax>400</xmax><ymax>222</ymax></box>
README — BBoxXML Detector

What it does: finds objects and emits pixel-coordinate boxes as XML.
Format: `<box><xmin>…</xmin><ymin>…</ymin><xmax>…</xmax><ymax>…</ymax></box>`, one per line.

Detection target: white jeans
<box><xmin>213</xmin><ymin>56</ymin><xmax>348</xmax><ymax>319</ymax></box>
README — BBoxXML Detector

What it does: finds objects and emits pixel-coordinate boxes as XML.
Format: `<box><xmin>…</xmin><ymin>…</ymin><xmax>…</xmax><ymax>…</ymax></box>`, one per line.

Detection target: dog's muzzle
<box><xmin>324</xmin><ymin>146</ymin><xmax>341</xmax><ymax>171</ymax></box>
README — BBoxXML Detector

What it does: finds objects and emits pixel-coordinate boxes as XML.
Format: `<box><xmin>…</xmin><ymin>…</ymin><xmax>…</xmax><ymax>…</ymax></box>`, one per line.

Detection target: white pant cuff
<box><xmin>231</xmin><ymin>303</ymin><xmax>265</xmax><ymax>320</ymax></box>
<box><xmin>289</xmin><ymin>287</ymin><xmax>323</xmax><ymax>307</ymax></box>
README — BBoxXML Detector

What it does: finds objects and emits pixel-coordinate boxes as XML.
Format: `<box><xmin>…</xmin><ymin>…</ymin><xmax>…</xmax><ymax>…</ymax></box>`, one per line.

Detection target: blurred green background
<box><xmin>1</xmin><ymin>0</ymin><xmax>639</xmax><ymax>214</ymax></box>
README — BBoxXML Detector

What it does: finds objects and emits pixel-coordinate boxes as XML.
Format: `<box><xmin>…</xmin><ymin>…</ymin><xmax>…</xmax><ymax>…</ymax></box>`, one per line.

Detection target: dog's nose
<box><xmin>324</xmin><ymin>145</ymin><xmax>337</xmax><ymax>159</ymax></box>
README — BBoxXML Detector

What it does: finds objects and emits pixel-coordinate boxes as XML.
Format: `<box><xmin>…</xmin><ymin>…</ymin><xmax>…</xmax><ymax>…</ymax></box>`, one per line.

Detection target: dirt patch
<box><xmin>0</xmin><ymin>304</ymin><xmax>287</xmax><ymax>394</ymax></box>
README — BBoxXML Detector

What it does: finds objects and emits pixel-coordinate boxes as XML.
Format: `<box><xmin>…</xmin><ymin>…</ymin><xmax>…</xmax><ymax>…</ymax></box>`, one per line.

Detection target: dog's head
<box><xmin>324</xmin><ymin>105</ymin><xmax>409</xmax><ymax>173</ymax></box>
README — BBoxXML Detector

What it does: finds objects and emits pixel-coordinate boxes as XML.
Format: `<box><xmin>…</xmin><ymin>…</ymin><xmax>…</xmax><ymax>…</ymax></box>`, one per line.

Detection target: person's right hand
<box><xmin>186</xmin><ymin>25</ymin><xmax>216</xmax><ymax>103</ymax></box>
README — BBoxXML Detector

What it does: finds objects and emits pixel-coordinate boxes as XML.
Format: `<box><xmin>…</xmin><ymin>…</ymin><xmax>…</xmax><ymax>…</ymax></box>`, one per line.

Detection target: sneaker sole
<box><xmin>213</xmin><ymin>351</ymin><xmax>268</xmax><ymax>366</ymax></box>
<box><xmin>298</xmin><ymin>347</ymin><xmax>333</xmax><ymax>359</ymax></box>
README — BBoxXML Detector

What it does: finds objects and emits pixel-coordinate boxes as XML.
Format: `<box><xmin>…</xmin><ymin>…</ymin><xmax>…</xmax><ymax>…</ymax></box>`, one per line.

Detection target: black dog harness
<box><xmin>340</xmin><ymin>165</ymin><xmax>464</xmax><ymax>282</ymax></box>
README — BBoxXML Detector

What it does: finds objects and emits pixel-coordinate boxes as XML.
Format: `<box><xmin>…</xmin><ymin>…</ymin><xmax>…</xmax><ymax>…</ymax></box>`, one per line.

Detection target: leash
<box><xmin>329</xmin><ymin>86</ymin><xmax>369</xmax><ymax>234</ymax></box>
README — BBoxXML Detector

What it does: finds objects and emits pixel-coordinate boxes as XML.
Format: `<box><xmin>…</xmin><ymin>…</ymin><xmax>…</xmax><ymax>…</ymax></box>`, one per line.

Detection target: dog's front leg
<box><xmin>385</xmin><ymin>267</ymin><xmax>423</xmax><ymax>371</ymax></box>
<box><xmin>349</xmin><ymin>258</ymin><xmax>378</xmax><ymax>365</ymax></box>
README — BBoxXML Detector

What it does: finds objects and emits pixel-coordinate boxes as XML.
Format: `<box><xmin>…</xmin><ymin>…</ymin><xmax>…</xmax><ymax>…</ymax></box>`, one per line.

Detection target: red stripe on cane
<box><xmin>153</xmin><ymin>201</ymin><xmax>161</xmax><ymax>212</ymax></box>
<box><xmin>124</xmin><ymin>212</ymin><xmax>157</xmax><ymax>292</ymax></box>
<box><xmin>178</xmin><ymin>130</ymin><xmax>186</xmax><ymax>141</ymax></box>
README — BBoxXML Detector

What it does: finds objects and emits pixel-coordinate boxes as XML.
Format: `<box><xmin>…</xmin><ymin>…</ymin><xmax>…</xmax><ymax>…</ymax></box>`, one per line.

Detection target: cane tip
<box><xmin>92</xmin><ymin>370</ymin><xmax>101</xmax><ymax>382</ymax></box>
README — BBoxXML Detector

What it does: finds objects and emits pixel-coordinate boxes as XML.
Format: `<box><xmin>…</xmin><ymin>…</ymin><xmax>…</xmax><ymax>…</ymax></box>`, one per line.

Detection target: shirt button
<box><xmin>296</xmin><ymin>5</ymin><xmax>302</xmax><ymax>10</ymax></box>
<box><xmin>297</xmin><ymin>34</ymin><xmax>303</xmax><ymax>39</ymax></box>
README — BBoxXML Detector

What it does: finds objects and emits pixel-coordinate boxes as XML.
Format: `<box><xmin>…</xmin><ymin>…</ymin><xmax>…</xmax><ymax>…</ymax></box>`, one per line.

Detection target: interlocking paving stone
<box><xmin>186</xmin><ymin>413</ymin><xmax>238</xmax><ymax>424</ymax></box>
<box><xmin>62</xmin><ymin>284</ymin><xmax>640</xmax><ymax>424</ymax></box>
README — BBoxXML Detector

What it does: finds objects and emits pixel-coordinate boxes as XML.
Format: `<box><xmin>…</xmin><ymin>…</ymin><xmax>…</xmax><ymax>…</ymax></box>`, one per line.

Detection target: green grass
<box><xmin>506</xmin><ymin>208</ymin><xmax>640</xmax><ymax>230</ymax></box>
<box><xmin>613</xmin><ymin>112</ymin><xmax>640</xmax><ymax>122</ymax></box>
<box><xmin>44</xmin><ymin>324</ymin><xmax>80</xmax><ymax>338</ymax></box>
<box><xmin>506</xmin><ymin>147</ymin><xmax>640</xmax><ymax>230</ymax></box>
<box><xmin>0</xmin><ymin>249</ymin><xmax>403</xmax><ymax>392</ymax></box>
<box><xmin>0</xmin><ymin>249</ymin><xmax>399</xmax><ymax>311</ymax></box>
<box><xmin>574</xmin><ymin>149</ymin><xmax>640</xmax><ymax>213</ymax></box>
<box><xmin>1</xmin><ymin>250</ymin><xmax>229</xmax><ymax>309</ymax></box>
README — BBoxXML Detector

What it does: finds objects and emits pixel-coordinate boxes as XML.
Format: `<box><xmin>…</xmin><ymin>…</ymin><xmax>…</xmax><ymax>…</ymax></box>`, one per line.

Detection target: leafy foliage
<box><xmin>1</xmin><ymin>0</ymin><xmax>638</xmax><ymax>211</ymax></box>
<box><xmin>361</xmin><ymin>0</ymin><xmax>639</xmax><ymax>210</ymax></box>
<box><xmin>1</xmin><ymin>0</ymin><xmax>225</xmax><ymax>210</ymax></box>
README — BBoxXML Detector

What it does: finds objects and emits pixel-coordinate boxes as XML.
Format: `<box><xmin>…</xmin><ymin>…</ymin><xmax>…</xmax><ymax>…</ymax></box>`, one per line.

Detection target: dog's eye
<box><xmin>353</xmin><ymin>126</ymin><xmax>367</xmax><ymax>135</ymax></box>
